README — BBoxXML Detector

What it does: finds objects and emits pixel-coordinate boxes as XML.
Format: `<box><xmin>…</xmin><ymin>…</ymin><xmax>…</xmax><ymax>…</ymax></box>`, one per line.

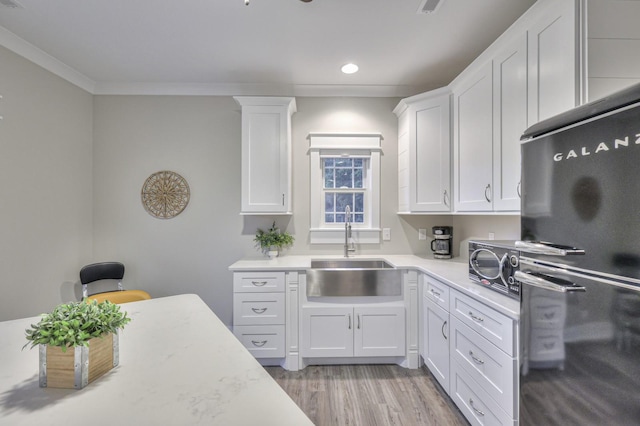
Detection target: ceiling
<box><xmin>0</xmin><ymin>0</ymin><xmax>537</xmax><ymax>97</ymax></box>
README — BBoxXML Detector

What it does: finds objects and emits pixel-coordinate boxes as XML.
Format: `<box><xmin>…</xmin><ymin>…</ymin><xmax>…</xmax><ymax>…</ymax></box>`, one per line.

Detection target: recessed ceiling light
<box><xmin>341</xmin><ymin>63</ymin><xmax>359</xmax><ymax>74</ymax></box>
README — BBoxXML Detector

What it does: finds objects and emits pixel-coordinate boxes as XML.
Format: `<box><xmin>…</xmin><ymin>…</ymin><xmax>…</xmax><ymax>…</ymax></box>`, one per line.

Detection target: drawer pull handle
<box><xmin>251</xmin><ymin>340</ymin><xmax>268</xmax><ymax>347</ymax></box>
<box><xmin>251</xmin><ymin>281</ymin><xmax>268</xmax><ymax>287</ymax></box>
<box><xmin>469</xmin><ymin>398</ymin><xmax>485</xmax><ymax>417</ymax></box>
<box><xmin>469</xmin><ymin>312</ymin><xmax>484</xmax><ymax>323</ymax></box>
<box><xmin>251</xmin><ymin>308</ymin><xmax>267</xmax><ymax>314</ymax></box>
<box><xmin>543</xmin><ymin>342</ymin><xmax>556</xmax><ymax>350</ymax></box>
<box><xmin>469</xmin><ymin>350</ymin><xmax>485</xmax><ymax>365</ymax></box>
<box><xmin>430</xmin><ymin>289</ymin><xmax>441</xmax><ymax>297</ymax></box>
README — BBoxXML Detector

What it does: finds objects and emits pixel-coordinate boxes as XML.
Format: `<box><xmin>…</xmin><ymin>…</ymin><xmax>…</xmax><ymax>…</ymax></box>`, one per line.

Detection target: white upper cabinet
<box><xmin>395</xmin><ymin>88</ymin><xmax>451</xmax><ymax>213</ymax></box>
<box><xmin>527</xmin><ymin>0</ymin><xmax>581</xmax><ymax>124</ymax></box>
<box><xmin>453</xmin><ymin>62</ymin><xmax>494</xmax><ymax>212</ymax></box>
<box><xmin>492</xmin><ymin>34</ymin><xmax>528</xmax><ymax>211</ymax></box>
<box><xmin>234</xmin><ymin>97</ymin><xmax>296</xmax><ymax>214</ymax></box>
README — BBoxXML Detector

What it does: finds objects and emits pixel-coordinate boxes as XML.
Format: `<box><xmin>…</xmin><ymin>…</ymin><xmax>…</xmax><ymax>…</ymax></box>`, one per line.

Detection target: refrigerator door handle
<box><xmin>515</xmin><ymin>270</ymin><xmax>586</xmax><ymax>293</ymax></box>
<box><xmin>515</xmin><ymin>241</ymin><xmax>586</xmax><ymax>256</ymax></box>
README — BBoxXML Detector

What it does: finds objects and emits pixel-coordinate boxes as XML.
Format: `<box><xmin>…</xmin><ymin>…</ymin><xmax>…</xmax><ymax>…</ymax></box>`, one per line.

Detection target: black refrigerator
<box><xmin>517</xmin><ymin>83</ymin><xmax>640</xmax><ymax>425</ymax></box>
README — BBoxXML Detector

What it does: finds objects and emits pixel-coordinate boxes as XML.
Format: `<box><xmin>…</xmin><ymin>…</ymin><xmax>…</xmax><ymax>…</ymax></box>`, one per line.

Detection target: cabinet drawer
<box><xmin>450</xmin><ymin>290</ymin><xmax>515</xmax><ymax>356</ymax></box>
<box><xmin>529</xmin><ymin>295</ymin><xmax>566</xmax><ymax>329</ymax></box>
<box><xmin>233</xmin><ymin>272</ymin><xmax>285</xmax><ymax>292</ymax></box>
<box><xmin>528</xmin><ymin>329</ymin><xmax>565</xmax><ymax>362</ymax></box>
<box><xmin>233</xmin><ymin>293</ymin><xmax>285</xmax><ymax>326</ymax></box>
<box><xmin>450</xmin><ymin>361</ymin><xmax>514</xmax><ymax>426</ymax></box>
<box><xmin>451</xmin><ymin>316</ymin><xmax>516</xmax><ymax>416</ymax></box>
<box><xmin>424</xmin><ymin>275</ymin><xmax>450</xmax><ymax>309</ymax></box>
<box><xmin>233</xmin><ymin>325</ymin><xmax>285</xmax><ymax>358</ymax></box>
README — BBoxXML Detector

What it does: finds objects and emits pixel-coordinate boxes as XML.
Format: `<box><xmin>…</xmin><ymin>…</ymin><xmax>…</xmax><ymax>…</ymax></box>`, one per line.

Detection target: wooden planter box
<box><xmin>39</xmin><ymin>332</ymin><xmax>119</xmax><ymax>389</ymax></box>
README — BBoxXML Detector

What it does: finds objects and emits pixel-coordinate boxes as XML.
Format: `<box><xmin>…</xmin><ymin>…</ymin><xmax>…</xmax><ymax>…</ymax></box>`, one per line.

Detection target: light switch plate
<box><xmin>418</xmin><ymin>229</ymin><xmax>427</xmax><ymax>240</ymax></box>
<box><xmin>383</xmin><ymin>228</ymin><xmax>391</xmax><ymax>241</ymax></box>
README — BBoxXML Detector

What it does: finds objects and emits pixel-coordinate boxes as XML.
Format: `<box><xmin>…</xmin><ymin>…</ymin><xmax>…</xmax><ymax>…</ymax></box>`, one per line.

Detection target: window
<box><xmin>323</xmin><ymin>158</ymin><xmax>366</xmax><ymax>224</ymax></box>
<box><xmin>309</xmin><ymin>134</ymin><xmax>382</xmax><ymax>244</ymax></box>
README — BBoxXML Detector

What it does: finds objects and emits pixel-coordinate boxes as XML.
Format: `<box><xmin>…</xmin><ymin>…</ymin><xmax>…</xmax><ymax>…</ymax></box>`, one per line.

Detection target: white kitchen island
<box><xmin>0</xmin><ymin>294</ymin><xmax>313</xmax><ymax>426</ymax></box>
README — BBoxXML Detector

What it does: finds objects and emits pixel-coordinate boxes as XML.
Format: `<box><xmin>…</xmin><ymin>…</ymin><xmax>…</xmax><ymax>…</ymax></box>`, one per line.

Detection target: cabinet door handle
<box><xmin>469</xmin><ymin>398</ymin><xmax>485</xmax><ymax>417</ymax></box>
<box><xmin>251</xmin><ymin>340</ymin><xmax>267</xmax><ymax>347</ymax></box>
<box><xmin>348</xmin><ymin>314</ymin><xmax>352</xmax><ymax>330</ymax></box>
<box><xmin>517</xmin><ymin>181</ymin><xmax>521</xmax><ymax>198</ymax></box>
<box><xmin>441</xmin><ymin>320</ymin><xmax>448</xmax><ymax>340</ymax></box>
<box><xmin>469</xmin><ymin>311</ymin><xmax>484</xmax><ymax>323</ymax></box>
<box><xmin>469</xmin><ymin>350</ymin><xmax>485</xmax><ymax>365</ymax></box>
<box><xmin>251</xmin><ymin>307</ymin><xmax>267</xmax><ymax>314</ymax></box>
<box><xmin>251</xmin><ymin>281</ymin><xmax>268</xmax><ymax>287</ymax></box>
<box><xmin>443</xmin><ymin>190</ymin><xmax>449</xmax><ymax>207</ymax></box>
<box><xmin>484</xmin><ymin>184</ymin><xmax>491</xmax><ymax>203</ymax></box>
<box><xmin>357</xmin><ymin>314</ymin><xmax>361</xmax><ymax>329</ymax></box>
<box><xmin>282</xmin><ymin>193</ymin><xmax>285</xmax><ymax>206</ymax></box>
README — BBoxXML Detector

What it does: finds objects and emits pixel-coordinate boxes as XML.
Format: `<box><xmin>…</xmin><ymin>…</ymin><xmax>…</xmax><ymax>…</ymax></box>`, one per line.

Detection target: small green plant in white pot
<box><xmin>24</xmin><ymin>300</ymin><xmax>131</xmax><ymax>389</ymax></box>
<box><xmin>254</xmin><ymin>221</ymin><xmax>294</xmax><ymax>258</ymax></box>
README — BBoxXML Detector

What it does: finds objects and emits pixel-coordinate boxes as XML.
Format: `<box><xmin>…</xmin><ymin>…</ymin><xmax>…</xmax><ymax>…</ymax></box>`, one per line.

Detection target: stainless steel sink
<box><xmin>307</xmin><ymin>259</ymin><xmax>401</xmax><ymax>297</ymax></box>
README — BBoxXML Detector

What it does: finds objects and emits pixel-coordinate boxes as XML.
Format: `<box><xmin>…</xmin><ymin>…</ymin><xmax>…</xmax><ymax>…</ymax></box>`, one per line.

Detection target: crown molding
<box><xmin>0</xmin><ymin>25</ymin><xmax>95</xmax><ymax>93</ymax></box>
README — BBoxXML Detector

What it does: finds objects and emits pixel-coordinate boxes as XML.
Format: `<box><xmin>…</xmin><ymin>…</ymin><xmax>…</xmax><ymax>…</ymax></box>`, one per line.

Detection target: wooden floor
<box><xmin>265</xmin><ymin>364</ymin><xmax>468</xmax><ymax>426</ymax></box>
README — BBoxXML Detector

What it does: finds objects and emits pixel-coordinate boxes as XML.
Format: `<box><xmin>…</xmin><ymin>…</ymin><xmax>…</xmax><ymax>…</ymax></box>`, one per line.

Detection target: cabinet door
<box><xmin>236</xmin><ymin>97</ymin><xmax>295</xmax><ymax>214</ymax></box>
<box><xmin>493</xmin><ymin>34</ymin><xmax>527</xmax><ymax>212</ymax></box>
<box><xmin>354</xmin><ymin>306</ymin><xmax>405</xmax><ymax>357</ymax></box>
<box><xmin>301</xmin><ymin>307</ymin><xmax>353</xmax><ymax>358</ymax></box>
<box><xmin>410</xmin><ymin>94</ymin><xmax>451</xmax><ymax>212</ymax></box>
<box><xmin>528</xmin><ymin>0</ymin><xmax>579</xmax><ymax>125</ymax></box>
<box><xmin>424</xmin><ymin>297</ymin><xmax>450</xmax><ymax>393</ymax></box>
<box><xmin>453</xmin><ymin>61</ymin><xmax>494</xmax><ymax>211</ymax></box>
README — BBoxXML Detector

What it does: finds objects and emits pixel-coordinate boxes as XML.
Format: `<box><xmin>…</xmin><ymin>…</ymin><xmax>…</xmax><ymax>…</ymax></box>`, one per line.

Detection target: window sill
<box><xmin>309</xmin><ymin>228</ymin><xmax>381</xmax><ymax>244</ymax></box>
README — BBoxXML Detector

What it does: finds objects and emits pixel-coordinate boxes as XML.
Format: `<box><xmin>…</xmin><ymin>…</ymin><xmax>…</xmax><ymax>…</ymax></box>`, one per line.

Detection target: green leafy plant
<box><xmin>24</xmin><ymin>300</ymin><xmax>131</xmax><ymax>352</ymax></box>
<box><xmin>254</xmin><ymin>221</ymin><xmax>295</xmax><ymax>252</ymax></box>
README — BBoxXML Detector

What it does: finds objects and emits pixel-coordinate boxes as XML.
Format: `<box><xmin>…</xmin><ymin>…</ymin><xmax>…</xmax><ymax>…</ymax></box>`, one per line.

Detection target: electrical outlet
<box><xmin>418</xmin><ymin>228</ymin><xmax>427</xmax><ymax>240</ymax></box>
<box><xmin>383</xmin><ymin>228</ymin><xmax>391</xmax><ymax>241</ymax></box>
<box><xmin>488</xmin><ymin>232</ymin><xmax>495</xmax><ymax>240</ymax></box>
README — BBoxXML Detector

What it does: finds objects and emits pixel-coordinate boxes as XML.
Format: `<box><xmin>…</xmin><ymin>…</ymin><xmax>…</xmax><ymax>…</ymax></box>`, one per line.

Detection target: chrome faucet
<box><xmin>344</xmin><ymin>205</ymin><xmax>356</xmax><ymax>257</ymax></box>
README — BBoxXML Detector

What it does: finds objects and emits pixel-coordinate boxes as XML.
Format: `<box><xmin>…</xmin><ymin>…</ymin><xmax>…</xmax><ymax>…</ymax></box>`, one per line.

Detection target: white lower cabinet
<box><xmin>423</xmin><ymin>298</ymin><xmax>450</xmax><ymax>393</ymax></box>
<box><xmin>422</xmin><ymin>277</ymin><xmax>517</xmax><ymax>426</ymax></box>
<box><xmin>301</xmin><ymin>306</ymin><xmax>406</xmax><ymax>358</ymax></box>
<box><xmin>422</xmin><ymin>274</ymin><xmax>451</xmax><ymax>393</ymax></box>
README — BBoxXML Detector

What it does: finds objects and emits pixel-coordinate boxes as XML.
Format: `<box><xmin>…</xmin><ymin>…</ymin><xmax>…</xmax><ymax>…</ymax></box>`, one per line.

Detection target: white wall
<box><xmin>92</xmin><ymin>96</ymin><xmax>244</xmax><ymax>326</ymax></box>
<box><xmin>0</xmin><ymin>46</ymin><xmax>93</xmax><ymax>321</ymax></box>
<box><xmin>587</xmin><ymin>0</ymin><xmax>640</xmax><ymax>100</ymax></box>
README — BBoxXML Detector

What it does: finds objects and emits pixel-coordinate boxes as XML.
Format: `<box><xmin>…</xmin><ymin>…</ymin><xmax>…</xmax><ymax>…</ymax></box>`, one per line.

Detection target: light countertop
<box><xmin>229</xmin><ymin>254</ymin><xmax>520</xmax><ymax>319</ymax></box>
<box><xmin>0</xmin><ymin>294</ymin><xmax>313</xmax><ymax>426</ymax></box>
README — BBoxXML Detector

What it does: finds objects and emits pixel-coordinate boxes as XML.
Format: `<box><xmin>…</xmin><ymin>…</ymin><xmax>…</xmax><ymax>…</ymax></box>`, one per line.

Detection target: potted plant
<box><xmin>24</xmin><ymin>300</ymin><xmax>131</xmax><ymax>389</ymax></box>
<box><xmin>254</xmin><ymin>221</ymin><xmax>295</xmax><ymax>259</ymax></box>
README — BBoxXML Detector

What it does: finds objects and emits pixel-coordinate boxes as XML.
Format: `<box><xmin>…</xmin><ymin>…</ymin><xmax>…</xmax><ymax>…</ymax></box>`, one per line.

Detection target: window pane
<box><xmin>324</xmin><ymin>158</ymin><xmax>334</xmax><ymax>167</ymax></box>
<box><xmin>324</xmin><ymin>168</ymin><xmax>335</xmax><ymax>189</ymax></box>
<box><xmin>335</xmin><ymin>158</ymin><xmax>351</xmax><ymax>167</ymax></box>
<box><xmin>336</xmin><ymin>193</ymin><xmax>353</xmax><ymax>213</ymax></box>
<box><xmin>353</xmin><ymin>158</ymin><xmax>363</xmax><ymax>167</ymax></box>
<box><xmin>355</xmin><ymin>193</ymin><xmax>364</xmax><ymax>213</ymax></box>
<box><xmin>335</xmin><ymin>213</ymin><xmax>345</xmax><ymax>223</ymax></box>
<box><xmin>325</xmin><ymin>214</ymin><xmax>335</xmax><ymax>223</ymax></box>
<box><xmin>354</xmin><ymin>168</ymin><xmax>363</xmax><ymax>188</ymax></box>
<box><xmin>325</xmin><ymin>193</ymin><xmax>335</xmax><ymax>213</ymax></box>
<box><xmin>354</xmin><ymin>213</ymin><xmax>364</xmax><ymax>223</ymax></box>
<box><xmin>336</xmin><ymin>169</ymin><xmax>353</xmax><ymax>188</ymax></box>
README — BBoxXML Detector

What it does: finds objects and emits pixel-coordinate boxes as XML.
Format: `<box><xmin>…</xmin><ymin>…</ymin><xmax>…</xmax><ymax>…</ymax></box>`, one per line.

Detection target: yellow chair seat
<box><xmin>87</xmin><ymin>290</ymin><xmax>151</xmax><ymax>304</ymax></box>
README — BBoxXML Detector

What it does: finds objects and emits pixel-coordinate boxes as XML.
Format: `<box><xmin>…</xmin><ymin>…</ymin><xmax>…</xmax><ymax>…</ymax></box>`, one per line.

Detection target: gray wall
<box><xmin>0</xmin><ymin>46</ymin><xmax>93</xmax><ymax>321</ymax></box>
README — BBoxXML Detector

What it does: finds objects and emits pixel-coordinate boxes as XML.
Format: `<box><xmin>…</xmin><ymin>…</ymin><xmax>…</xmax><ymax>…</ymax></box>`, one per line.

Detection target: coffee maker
<box><xmin>430</xmin><ymin>226</ymin><xmax>453</xmax><ymax>259</ymax></box>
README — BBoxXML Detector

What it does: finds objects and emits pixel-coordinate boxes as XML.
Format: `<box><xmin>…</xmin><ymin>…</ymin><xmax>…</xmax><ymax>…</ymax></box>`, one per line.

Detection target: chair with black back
<box><xmin>80</xmin><ymin>262</ymin><xmax>151</xmax><ymax>304</ymax></box>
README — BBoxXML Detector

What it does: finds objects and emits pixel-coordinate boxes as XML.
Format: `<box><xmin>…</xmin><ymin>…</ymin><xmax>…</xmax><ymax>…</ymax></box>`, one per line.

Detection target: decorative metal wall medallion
<box><xmin>141</xmin><ymin>171</ymin><xmax>190</xmax><ymax>219</ymax></box>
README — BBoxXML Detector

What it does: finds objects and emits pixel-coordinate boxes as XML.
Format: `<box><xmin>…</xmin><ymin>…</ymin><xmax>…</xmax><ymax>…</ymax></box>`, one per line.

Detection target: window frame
<box><xmin>309</xmin><ymin>134</ymin><xmax>382</xmax><ymax>244</ymax></box>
